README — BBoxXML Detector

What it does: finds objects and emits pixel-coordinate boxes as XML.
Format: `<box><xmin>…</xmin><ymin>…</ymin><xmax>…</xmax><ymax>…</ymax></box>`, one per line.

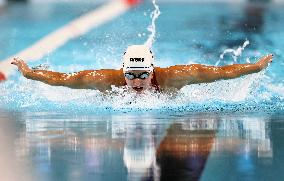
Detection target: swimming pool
<box><xmin>0</xmin><ymin>1</ymin><xmax>284</xmax><ymax>181</ymax></box>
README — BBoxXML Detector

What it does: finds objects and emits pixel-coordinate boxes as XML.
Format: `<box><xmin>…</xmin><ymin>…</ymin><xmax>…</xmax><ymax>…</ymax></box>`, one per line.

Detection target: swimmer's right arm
<box><xmin>11</xmin><ymin>58</ymin><xmax>125</xmax><ymax>91</ymax></box>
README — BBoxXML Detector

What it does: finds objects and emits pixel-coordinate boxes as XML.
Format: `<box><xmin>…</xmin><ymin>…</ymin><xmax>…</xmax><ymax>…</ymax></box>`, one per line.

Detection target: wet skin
<box><xmin>11</xmin><ymin>54</ymin><xmax>273</xmax><ymax>93</ymax></box>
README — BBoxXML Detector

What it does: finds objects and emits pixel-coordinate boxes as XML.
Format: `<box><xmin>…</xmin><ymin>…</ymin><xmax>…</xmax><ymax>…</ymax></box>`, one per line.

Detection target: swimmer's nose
<box><xmin>132</xmin><ymin>79</ymin><xmax>142</xmax><ymax>87</ymax></box>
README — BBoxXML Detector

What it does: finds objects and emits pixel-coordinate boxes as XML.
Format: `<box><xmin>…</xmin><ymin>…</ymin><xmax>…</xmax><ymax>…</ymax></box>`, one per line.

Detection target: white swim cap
<box><xmin>123</xmin><ymin>45</ymin><xmax>154</xmax><ymax>72</ymax></box>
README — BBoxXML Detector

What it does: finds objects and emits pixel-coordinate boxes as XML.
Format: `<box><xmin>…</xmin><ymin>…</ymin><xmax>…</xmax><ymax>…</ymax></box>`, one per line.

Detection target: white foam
<box><xmin>267</xmin><ymin>84</ymin><xmax>284</xmax><ymax>97</ymax></box>
<box><xmin>36</xmin><ymin>71</ymin><xmax>263</xmax><ymax>109</ymax></box>
<box><xmin>0</xmin><ymin>64</ymin><xmax>282</xmax><ymax>112</ymax></box>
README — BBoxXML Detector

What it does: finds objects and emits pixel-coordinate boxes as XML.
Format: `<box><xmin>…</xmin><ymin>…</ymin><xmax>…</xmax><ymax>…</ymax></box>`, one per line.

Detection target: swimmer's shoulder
<box><xmin>82</xmin><ymin>68</ymin><xmax>123</xmax><ymax>73</ymax></box>
<box><xmin>155</xmin><ymin>64</ymin><xmax>200</xmax><ymax>76</ymax></box>
<box><xmin>80</xmin><ymin>68</ymin><xmax>124</xmax><ymax>77</ymax></box>
<box><xmin>154</xmin><ymin>66</ymin><xmax>171</xmax><ymax>88</ymax></box>
<box><xmin>154</xmin><ymin>65</ymin><xmax>192</xmax><ymax>78</ymax></box>
<box><xmin>78</xmin><ymin>68</ymin><xmax>125</xmax><ymax>90</ymax></box>
<box><xmin>154</xmin><ymin>65</ymin><xmax>200</xmax><ymax>89</ymax></box>
<box><xmin>97</xmin><ymin>68</ymin><xmax>125</xmax><ymax>87</ymax></box>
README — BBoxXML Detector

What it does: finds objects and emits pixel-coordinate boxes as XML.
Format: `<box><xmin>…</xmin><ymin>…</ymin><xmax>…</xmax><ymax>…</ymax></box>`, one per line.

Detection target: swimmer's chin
<box><xmin>132</xmin><ymin>87</ymin><xmax>145</xmax><ymax>93</ymax></box>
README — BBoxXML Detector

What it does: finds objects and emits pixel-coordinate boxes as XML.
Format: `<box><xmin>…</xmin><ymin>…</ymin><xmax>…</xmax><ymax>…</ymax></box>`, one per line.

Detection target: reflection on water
<box><xmin>0</xmin><ymin>112</ymin><xmax>34</xmax><ymax>181</ymax></box>
<box><xmin>123</xmin><ymin>123</ymin><xmax>157</xmax><ymax>180</ymax></box>
<box><xmin>157</xmin><ymin>123</ymin><xmax>215</xmax><ymax>181</ymax></box>
<box><xmin>0</xmin><ymin>111</ymin><xmax>283</xmax><ymax>181</ymax></box>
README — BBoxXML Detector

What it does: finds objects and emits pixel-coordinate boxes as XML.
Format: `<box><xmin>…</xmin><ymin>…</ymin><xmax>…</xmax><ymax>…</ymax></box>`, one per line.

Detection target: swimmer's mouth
<box><xmin>132</xmin><ymin>87</ymin><xmax>144</xmax><ymax>92</ymax></box>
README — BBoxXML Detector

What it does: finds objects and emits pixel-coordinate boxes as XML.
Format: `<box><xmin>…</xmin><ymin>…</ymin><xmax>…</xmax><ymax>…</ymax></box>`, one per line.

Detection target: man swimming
<box><xmin>11</xmin><ymin>45</ymin><xmax>273</xmax><ymax>93</ymax></box>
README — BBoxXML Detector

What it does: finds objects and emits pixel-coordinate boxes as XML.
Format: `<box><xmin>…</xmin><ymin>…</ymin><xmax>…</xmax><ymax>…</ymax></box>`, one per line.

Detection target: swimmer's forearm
<box><xmin>216</xmin><ymin>63</ymin><xmax>261</xmax><ymax>79</ymax></box>
<box><xmin>11</xmin><ymin>58</ymin><xmax>68</xmax><ymax>86</ymax></box>
<box><xmin>25</xmin><ymin>70</ymin><xmax>74</xmax><ymax>87</ymax></box>
<box><xmin>193</xmin><ymin>63</ymin><xmax>261</xmax><ymax>83</ymax></box>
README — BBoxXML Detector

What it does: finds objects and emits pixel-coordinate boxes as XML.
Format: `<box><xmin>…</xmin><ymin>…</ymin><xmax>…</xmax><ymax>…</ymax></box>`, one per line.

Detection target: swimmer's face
<box><xmin>124</xmin><ymin>70</ymin><xmax>153</xmax><ymax>93</ymax></box>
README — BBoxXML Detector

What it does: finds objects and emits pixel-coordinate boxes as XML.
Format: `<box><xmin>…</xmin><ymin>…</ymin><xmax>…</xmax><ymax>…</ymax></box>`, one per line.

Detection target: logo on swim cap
<box><xmin>130</xmin><ymin>58</ymin><xmax>144</xmax><ymax>62</ymax></box>
<box><xmin>123</xmin><ymin>45</ymin><xmax>154</xmax><ymax>72</ymax></box>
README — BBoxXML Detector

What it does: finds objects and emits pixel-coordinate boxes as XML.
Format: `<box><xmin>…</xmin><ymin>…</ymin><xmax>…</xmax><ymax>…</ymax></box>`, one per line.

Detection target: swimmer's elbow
<box><xmin>63</xmin><ymin>79</ymin><xmax>100</xmax><ymax>90</ymax></box>
<box><xmin>43</xmin><ymin>79</ymin><xmax>65</xmax><ymax>87</ymax></box>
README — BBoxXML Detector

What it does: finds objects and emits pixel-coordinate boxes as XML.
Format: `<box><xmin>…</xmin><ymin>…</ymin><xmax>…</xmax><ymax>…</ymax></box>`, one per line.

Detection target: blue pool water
<box><xmin>1</xmin><ymin>111</ymin><xmax>284</xmax><ymax>181</ymax></box>
<box><xmin>0</xmin><ymin>1</ymin><xmax>283</xmax><ymax>113</ymax></box>
<box><xmin>0</xmin><ymin>1</ymin><xmax>284</xmax><ymax>181</ymax></box>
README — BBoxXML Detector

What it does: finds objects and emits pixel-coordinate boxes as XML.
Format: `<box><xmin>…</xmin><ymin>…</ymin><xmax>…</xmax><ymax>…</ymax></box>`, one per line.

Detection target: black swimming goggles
<box><xmin>124</xmin><ymin>72</ymin><xmax>150</xmax><ymax>80</ymax></box>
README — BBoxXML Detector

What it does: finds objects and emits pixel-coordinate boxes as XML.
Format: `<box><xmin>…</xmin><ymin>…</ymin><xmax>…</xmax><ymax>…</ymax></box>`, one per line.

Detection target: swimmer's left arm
<box><xmin>160</xmin><ymin>54</ymin><xmax>273</xmax><ymax>89</ymax></box>
<box><xmin>191</xmin><ymin>54</ymin><xmax>273</xmax><ymax>83</ymax></box>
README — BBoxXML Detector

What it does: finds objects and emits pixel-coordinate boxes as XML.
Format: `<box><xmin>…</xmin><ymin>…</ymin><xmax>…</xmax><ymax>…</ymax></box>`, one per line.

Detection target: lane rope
<box><xmin>0</xmin><ymin>0</ymin><xmax>141</xmax><ymax>82</ymax></box>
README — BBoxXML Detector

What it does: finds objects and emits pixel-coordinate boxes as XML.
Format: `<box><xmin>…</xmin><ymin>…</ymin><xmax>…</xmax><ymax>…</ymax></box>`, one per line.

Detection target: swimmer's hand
<box><xmin>11</xmin><ymin>58</ymin><xmax>31</xmax><ymax>76</ymax></box>
<box><xmin>256</xmin><ymin>54</ymin><xmax>273</xmax><ymax>70</ymax></box>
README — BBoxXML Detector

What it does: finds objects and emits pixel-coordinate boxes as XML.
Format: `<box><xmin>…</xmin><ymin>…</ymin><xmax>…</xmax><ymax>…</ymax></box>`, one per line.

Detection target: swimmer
<box><xmin>11</xmin><ymin>45</ymin><xmax>273</xmax><ymax>93</ymax></box>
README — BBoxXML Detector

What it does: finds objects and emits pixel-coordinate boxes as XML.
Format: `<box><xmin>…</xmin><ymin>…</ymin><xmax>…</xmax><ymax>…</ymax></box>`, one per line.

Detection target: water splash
<box><xmin>1</xmin><ymin>70</ymin><xmax>283</xmax><ymax>113</ymax></box>
<box><xmin>216</xmin><ymin>40</ymin><xmax>250</xmax><ymax>66</ymax></box>
<box><xmin>144</xmin><ymin>0</ymin><xmax>161</xmax><ymax>48</ymax></box>
<box><xmin>31</xmin><ymin>64</ymin><xmax>50</xmax><ymax>70</ymax></box>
